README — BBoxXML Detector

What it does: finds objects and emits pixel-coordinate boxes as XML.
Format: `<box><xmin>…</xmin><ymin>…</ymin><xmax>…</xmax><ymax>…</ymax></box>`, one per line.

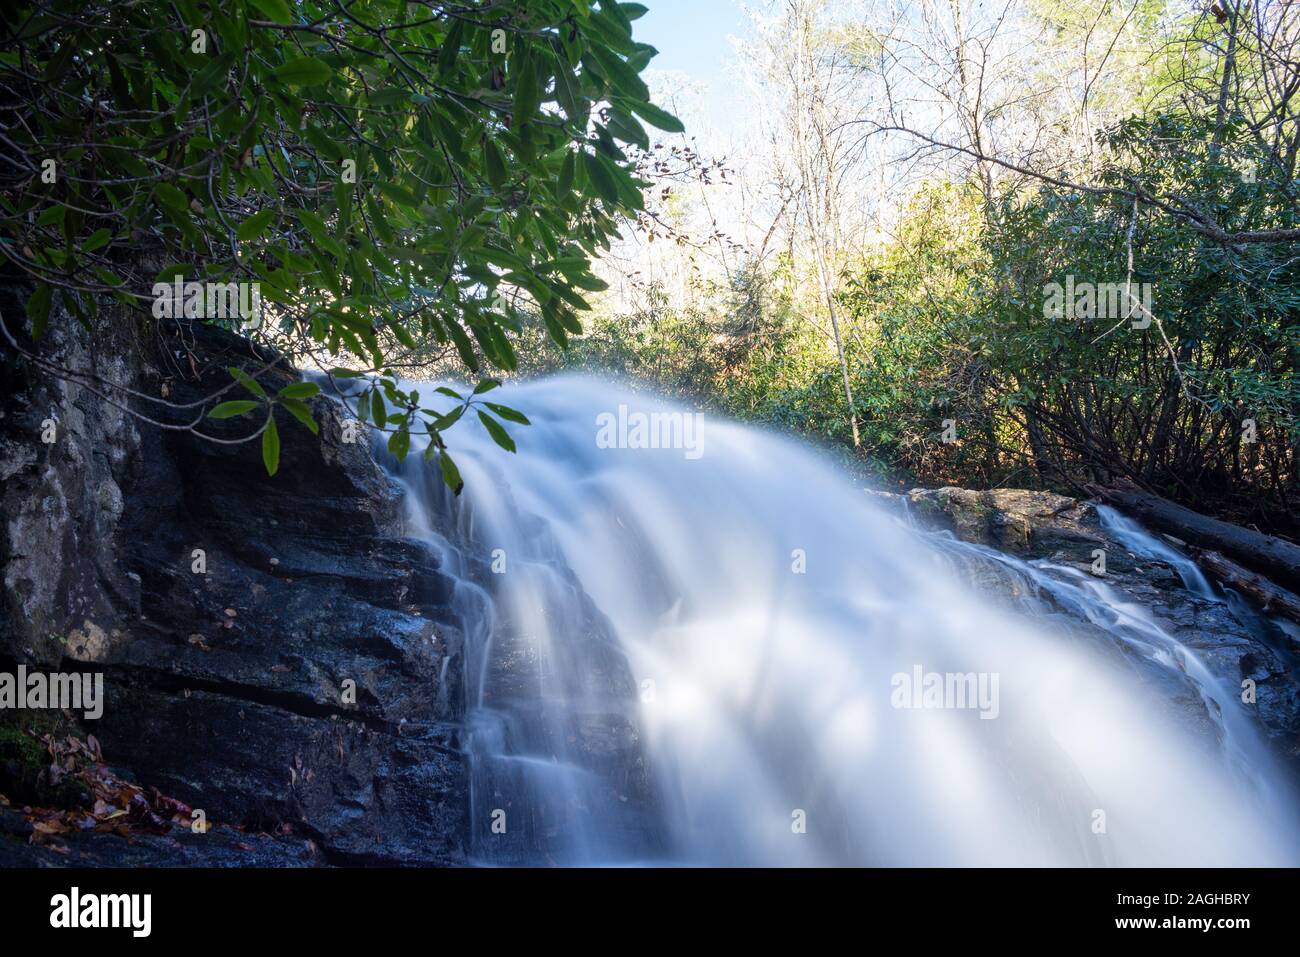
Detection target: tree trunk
<box><xmin>1188</xmin><ymin>547</ymin><xmax>1300</xmax><ymax>631</ymax></box>
<box><xmin>1087</xmin><ymin>478</ymin><xmax>1300</xmax><ymax>591</ymax></box>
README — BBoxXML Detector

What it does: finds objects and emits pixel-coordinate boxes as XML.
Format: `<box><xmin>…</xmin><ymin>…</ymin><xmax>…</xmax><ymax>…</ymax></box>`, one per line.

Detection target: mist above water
<box><xmin>364</xmin><ymin>374</ymin><xmax>1299</xmax><ymax>866</ymax></box>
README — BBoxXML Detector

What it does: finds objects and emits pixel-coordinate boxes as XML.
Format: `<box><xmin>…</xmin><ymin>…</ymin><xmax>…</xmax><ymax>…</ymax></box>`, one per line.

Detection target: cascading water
<box><xmin>358</xmin><ymin>374</ymin><xmax>1300</xmax><ymax>866</ymax></box>
<box><xmin>1096</xmin><ymin>504</ymin><xmax>1218</xmax><ymax>599</ymax></box>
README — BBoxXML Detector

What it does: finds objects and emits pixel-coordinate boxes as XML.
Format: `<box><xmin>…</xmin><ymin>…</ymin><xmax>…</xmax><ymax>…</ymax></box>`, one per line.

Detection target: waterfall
<box><xmin>1096</xmin><ymin>504</ymin><xmax>1218</xmax><ymax>599</ymax></box>
<box><xmin>359</xmin><ymin>374</ymin><xmax>1299</xmax><ymax>866</ymax></box>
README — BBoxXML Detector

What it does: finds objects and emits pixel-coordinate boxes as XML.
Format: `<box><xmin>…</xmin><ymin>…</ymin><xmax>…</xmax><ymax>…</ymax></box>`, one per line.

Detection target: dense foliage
<box><xmin>1</xmin><ymin>0</ymin><xmax>679</xmax><ymax>483</ymax></box>
<box><xmin>493</xmin><ymin>0</ymin><xmax>1300</xmax><ymax>531</ymax></box>
<box><xmin>505</xmin><ymin>109</ymin><xmax>1298</xmax><ymax>528</ymax></box>
<box><xmin>5</xmin><ymin>1</ymin><xmax>1295</xmax><ymax>529</ymax></box>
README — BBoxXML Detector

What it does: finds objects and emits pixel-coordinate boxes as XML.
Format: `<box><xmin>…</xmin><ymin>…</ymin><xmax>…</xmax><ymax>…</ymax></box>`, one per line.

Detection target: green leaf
<box><xmin>368</xmin><ymin>86</ymin><xmax>412</xmax><ymax>107</ymax></box>
<box><xmin>278</xmin><ymin>381</ymin><xmax>320</xmax><ymax>399</ymax></box>
<box><xmin>445</xmin><ymin>320</ymin><xmax>479</xmax><ymax>371</ymax></box>
<box><xmin>262</xmin><ymin>416</ymin><xmax>281</xmax><ymax>476</ymax></box>
<box><xmin>94</xmin><ymin>267</ymin><xmax>126</xmax><ymax>289</ymax></box>
<box><xmin>278</xmin><ymin>397</ymin><xmax>319</xmax><ymax>434</ymax></box>
<box><xmin>512</xmin><ymin>47</ymin><xmax>538</xmax><ymax>119</ymax></box>
<box><xmin>569</xmin><ymin>271</ymin><xmax>609</xmax><ymax>291</ymax></box>
<box><xmin>237</xmin><ymin>209</ymin><xmax>276</xmax><ymax>241</ymax></box>
<box><xmin>472</xmin><ymin>378</ymin><xmax>501</xmax><ymax>395</ymax></box>
<box><xmin>35</xmin><ymin>205</ymin><xmax>65</xmax><ymax>228</ymax></box>
<box><xmin>603</xmin><ymin>0</ymin><xmax>635</xmax><ymax>31</ymax></box>
<box><xmin>13</xmin><ymin>0</ymin><xmax>670</xmax><ymax>451</ymax></box>
<box><xmin>608</xmin><ymin>111</ymin><xmax>649</xmax><ymax>150</ymax></box>
<box><xmin>273</xmin><ymin>57</ymin><xmax>331</xmax><ymax>88</ymax></box>
<box><xmin>585</xmin><ymin>3</ymin><xmax>636</xmax><ymax>52</ymax></box>
<box><xmin>305</xmin><ymin>123</ymin><xmax>345</xmax><ymax>161</ymax></box>
<box><xmin>26</xmin><ymin>283</ymin><xmax>52</xmax><ymax>340</ymax></box>
<box><xmin>477</xmin><ymin>410</ymin><xmax>516</xmax><ymax>452</ymax></box>
<box><xmin>389</xmin><ymin>321</ymin><xmax>418</xmax><ymax>350</ymax></box>
<box><xmin>295</xmin><ymin>208</ymin><xmax>329</xmax><ymax>243</ymax></box>
<box><xmin>438</xmin><ymin>450</ymin><xmax>465</xmax><ymax>494</ymax></box>
<box><xmin>626</xmin><ymin>45</ymin><xmax>657</xmax><ymax>73</ymax></box>
<box><xmin>154</xmin><ymin>182</ymin><xmax>190</xmax><ymax>212</ymax></box>
<box><xmin>485</xmin><ymin>401</ymin><xmax>530</xmax><ymax>425</ymax></box>
<box><xmin>249</xmin><ymin>0</ymin><xmax>293</xmax><ymax>24</ymax></box>
<box><xmin>426</xmin><ymin>404</ymin><xmax>464</xmax><ymax>431</ymax></box>
<box><xmin>484</xmin><ymin>139</ymin><xmax>507</xmax><ymax>188</ymax></box>
<box><xmin>558</xmin><ymin>150</ymin><xmax>576</xmax><ymax>195</ymax></box>
<box><xmin>378</xmin><ymin>182</ymin><xmax>420</xmax><ymax>207</ymax></box>
<box><xmin>553</xmin><ymin>65</ymin><xmax>584</xmax><ymax>122</ymax></box>
<box><xmin>83</xmin><ymin>228</ymin><xmax>112</xmax><ymax>253</ymax></box>
<box><xmin>438</xmin><ymin>19</ymin><xmax>464</xmax><ymax>77</ymax></box>
<box><xmin>582</xmin><ymin>151</ymin><xmax>620</xmax><ymax>204</ymax></box>
<box><xmin>229</xmin><ymin>367</ymin><xmax>267</xmax><ymax>398</ymax></box>
<box><xmin>388</xmin><ymin>427</ymin><xmax>410</xmax><ymax>460</ymax></box>
<box><xmin>208</xmin><ymin>400</ymin><xmax>260</xmax><ymax>418</ymax></box>
<box><xmin>513</xmin><ymin>51</ymin><xmax>541</xmax><ymax>121</ymax></box>
<box><xmin>625</xmin><ymin>98</ymin><xmax>685</xmax><ymax>133</ymax></box>
<box><xmin>583</xmin><ymin>47</ymin><xmax>649</xmax><ymax>101</ymax></box>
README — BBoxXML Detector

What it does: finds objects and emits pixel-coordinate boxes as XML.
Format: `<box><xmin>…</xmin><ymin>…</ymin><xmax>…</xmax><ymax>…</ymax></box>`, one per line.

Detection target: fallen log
<box><xmin>1086</xmin><ymin>478</ymin><xmax>1300</xmax><ymax>593</ymax></box>
<box><xmin>1187</xmin><ymin>546</ymin><xmax>1300</xmax><ymax>629</ymax></box>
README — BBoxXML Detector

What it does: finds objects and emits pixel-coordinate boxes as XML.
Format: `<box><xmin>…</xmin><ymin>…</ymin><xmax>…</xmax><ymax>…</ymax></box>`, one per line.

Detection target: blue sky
<box><xmin>634</xmin><ymin>0</ymin><xmax>750</xmax><ymax>142</ymax></box>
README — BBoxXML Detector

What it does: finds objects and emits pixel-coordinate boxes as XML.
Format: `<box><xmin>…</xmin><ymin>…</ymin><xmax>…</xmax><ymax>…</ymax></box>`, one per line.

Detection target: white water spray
<box><xmin>364</xmin><ymin>375</ymin><xmax>1299</xmax><ymax>866</ymax></box>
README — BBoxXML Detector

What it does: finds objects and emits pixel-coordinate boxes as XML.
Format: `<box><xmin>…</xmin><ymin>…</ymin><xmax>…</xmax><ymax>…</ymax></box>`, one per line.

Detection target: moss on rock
<box><xmin>0</xmin><ymin>715</ymin><xmax>92</xmax><ymax>809</ymax></box>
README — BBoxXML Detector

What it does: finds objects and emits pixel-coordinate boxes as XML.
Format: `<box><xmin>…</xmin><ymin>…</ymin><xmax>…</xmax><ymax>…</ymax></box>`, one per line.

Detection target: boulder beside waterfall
<box><xmin>0</xmin><ymin>317</ymin><xmax>653</xmax><ymax>866</ymax></box>
<box><xmin>870</xmin><ymin>486</ymin><xmax>1300</xmax><ymax>766</ymax></box>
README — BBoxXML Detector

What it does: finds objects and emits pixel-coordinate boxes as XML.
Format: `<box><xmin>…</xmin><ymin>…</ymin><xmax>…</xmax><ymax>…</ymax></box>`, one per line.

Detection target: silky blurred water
<box><xmin>359</xmin><ymin>374</ymin><xmax>1300</xmax><ymax>866</ymax></box>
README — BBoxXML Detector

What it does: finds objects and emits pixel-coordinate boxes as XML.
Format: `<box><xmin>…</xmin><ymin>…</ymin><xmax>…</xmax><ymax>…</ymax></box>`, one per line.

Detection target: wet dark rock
<box><xmin>0</xmin><ymin>807</ymin><xmax>32</xmax><ymax>838</ymax></box>
<box><xmin>1</xmin><ymin>317</ymin><xmax>471</xmax><ymax>865</ymax></box>
<box><xmin>0</xmin><ymin>821</ymin><xmax>322</xmax><ymax>868</ymax></box>
<box><xmin>881</xmin><ymin>487</ymin><xmax>1105</xmax><ymax>560</ymax></box>
<box><xmin>1</xmin><ymin>310</ymin><xmax>655</xmax><ymax>867</ymax></box>
<box><xmin>884</xmin><ymin>486</ymin><xmax>1300</xmax><ymax>767</ymax></box>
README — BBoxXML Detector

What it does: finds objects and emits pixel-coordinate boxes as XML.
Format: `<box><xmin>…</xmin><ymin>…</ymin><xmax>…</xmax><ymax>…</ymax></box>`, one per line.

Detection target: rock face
<box><xmin>896</xmin><ymin>487</ymin><xmax>1094</xmax><ymax>557</ymax></box>
<box><xmin>876</xmin><ymin>486</ymin><xmax>1300</xmax><ymax>768</ymax></box>
<box><xmin>0</xmin><ymin>312</ymin><xmax>652</xmax><ymax>866</ymax></box>
<box><xmin>1</xmin><ymin>314</ymin><xmax>466</xmax><ymax>863</ymax></box>
<box><xmin>1</xmin><ymin>308</ymin><xmax>142</xmax><ymax>668</ymax></box>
